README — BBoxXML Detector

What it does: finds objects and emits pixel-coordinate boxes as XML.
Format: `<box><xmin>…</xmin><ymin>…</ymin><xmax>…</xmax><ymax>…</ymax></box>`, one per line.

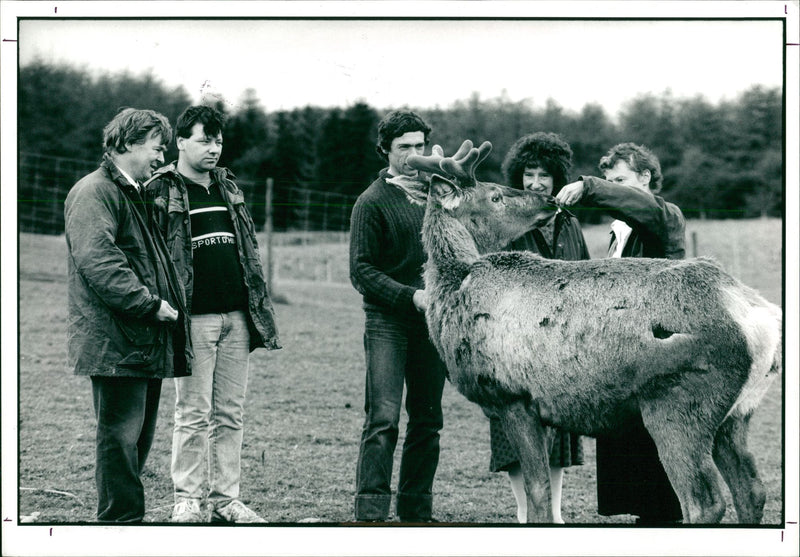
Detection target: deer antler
<box><xmin>440</xmin><ymin>140</ymin><xmax>492</xmax><ymax>186</ymax></box>
<box><xmin>404</xmin><ymin>144</ymin><xmax>446</xmax><ymax>176</ymax></box>
<box><xmin>406</xmin><ymin>140</ymin><xmax>492</xmax><ymax>187</ymax></box>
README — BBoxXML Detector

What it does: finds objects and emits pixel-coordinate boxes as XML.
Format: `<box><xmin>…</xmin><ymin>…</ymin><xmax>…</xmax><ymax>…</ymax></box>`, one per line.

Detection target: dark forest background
<box><xmin>18</xmin><ymin>61</ymin><xmax>783</xmax><ymax>232</ymax></box>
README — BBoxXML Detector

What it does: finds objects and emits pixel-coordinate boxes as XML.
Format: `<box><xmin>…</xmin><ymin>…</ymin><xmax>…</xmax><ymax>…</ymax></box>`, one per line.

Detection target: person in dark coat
<box><xmin>64</xmin><ymin>108</ymin><xmax>191</xmax><ymax>522</ymax></box>
<box><xmin>557</xmin><ymin>142</ymin><xmax>686</xmax><ymax>525</ymax></box>
<box><xmin>490</xmin><ymin>132</ymin><xmax>589</xmax><ymax>523</ymax></box>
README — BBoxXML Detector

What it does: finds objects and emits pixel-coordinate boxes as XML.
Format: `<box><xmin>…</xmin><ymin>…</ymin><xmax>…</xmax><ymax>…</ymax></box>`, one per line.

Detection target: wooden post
<box><xmin>265</xmin><ymin>177</ymin><xmax>274</xmax><ymax>295</ymax></box>
<box><xmin>691</xmin><ymin>231</ymin><xmax>698</xmax><ymax>258</ymax></box>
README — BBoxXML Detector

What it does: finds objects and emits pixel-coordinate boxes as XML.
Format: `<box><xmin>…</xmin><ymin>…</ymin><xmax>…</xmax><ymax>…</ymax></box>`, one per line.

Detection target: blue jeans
<box><xmin>171</xmin><ymin>311</ymin><xmax>250</xmax><ymax>506</ymax></box>
<box><xmin>91</xmin><ymin>376</ymin><xmax>162</xmax><ymax>522</ymax></box>
<box><xmin>354</xmin><ymin>309</ymin><xmax>447</xmax><ymax>521</ymax></box>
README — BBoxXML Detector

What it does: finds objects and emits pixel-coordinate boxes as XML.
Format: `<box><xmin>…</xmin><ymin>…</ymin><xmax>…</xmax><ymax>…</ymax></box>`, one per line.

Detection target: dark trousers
<box><xmin>354</xmin><ymin>309</ymin><xmax>447</xmax><ymax>521</ymax></box>
<box><xmin>91</xmin><ymin>376</ymin><xmax>162</xmax><ymax>522</ymax></box>
<box><xmin>596</xmin><ymin>414</ymin><xmax>683</xmax><ymax>522</ymax></box>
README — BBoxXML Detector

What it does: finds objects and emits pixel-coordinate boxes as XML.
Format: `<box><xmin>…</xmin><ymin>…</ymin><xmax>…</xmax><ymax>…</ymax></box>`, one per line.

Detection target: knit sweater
<box><xmin>349</xmin><ymin>168</ymin><xmax>426</xmax><ymax>317</ymax></box>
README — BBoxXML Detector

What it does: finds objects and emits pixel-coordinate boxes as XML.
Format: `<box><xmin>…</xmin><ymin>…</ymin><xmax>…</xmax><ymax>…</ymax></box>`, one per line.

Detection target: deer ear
<box><xmin>430</xmin><ymin>175</ymin><xmax>461</xmax><ymax>211</ymax></box>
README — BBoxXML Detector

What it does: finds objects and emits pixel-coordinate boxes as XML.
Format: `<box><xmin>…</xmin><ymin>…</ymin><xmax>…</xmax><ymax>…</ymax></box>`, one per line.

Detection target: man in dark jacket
<box><xmin>557</xmin><ymin>142</ymin><xmax>686</xmax><ymax>525</ymax></box>
<box><xmin>146</xmin><ymin>105</ymin><xmax>280</xmax><ymax>523</ymax></box>
<box><xmin>349</xmin><ymin>110</ymin><xmax>448</xmax><ymax>522</ymax></box>
<box><xmin>65</xmin><ymin>108</ymin><xmax>191</xmax><ymax>522</ymax></box>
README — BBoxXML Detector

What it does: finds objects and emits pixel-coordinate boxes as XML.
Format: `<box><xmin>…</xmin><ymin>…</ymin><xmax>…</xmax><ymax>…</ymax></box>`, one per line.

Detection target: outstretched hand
<box><xmin>556</xmin><ymin>180</ymin><xmax>585</xmax><ymax>207</ymax></box>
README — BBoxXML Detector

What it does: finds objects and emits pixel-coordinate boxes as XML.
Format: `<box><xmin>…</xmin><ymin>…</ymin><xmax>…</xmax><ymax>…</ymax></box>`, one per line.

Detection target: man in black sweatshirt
<box><xmin>146</xmin><ymin>106</ymin><xmax>280</xmax><ymax>523</ymax></box>
<box><xmin>349</xmin><ymin>110</ymin><xmax>447</xmax><ymax>523</ymax></box>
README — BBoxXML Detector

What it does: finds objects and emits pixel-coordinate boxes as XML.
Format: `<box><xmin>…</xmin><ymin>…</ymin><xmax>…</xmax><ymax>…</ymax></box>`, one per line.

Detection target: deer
<box><xmin>388</xmin><ymin>139</ymin><xmax>782</xmax><ymax>524</ymax></box>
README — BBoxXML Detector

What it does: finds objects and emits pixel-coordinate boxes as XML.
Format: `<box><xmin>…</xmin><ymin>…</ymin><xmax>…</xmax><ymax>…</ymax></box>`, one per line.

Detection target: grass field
<box><xmin>16</xmin><ymin>218</ymin><xmax>784</xmax><ymax>526</ymax></box>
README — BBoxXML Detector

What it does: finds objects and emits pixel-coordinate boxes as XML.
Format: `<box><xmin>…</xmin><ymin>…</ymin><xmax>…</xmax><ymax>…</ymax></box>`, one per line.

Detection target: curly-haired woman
<box><xmin>490</xmin><ymin>132</ymin><xmax>590</xmax><ymax>523</ymax></box>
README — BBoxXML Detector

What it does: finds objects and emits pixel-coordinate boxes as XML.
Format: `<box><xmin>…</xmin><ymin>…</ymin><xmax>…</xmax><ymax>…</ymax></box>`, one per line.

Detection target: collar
<box><xmin>610</xmin><ymin>219</ymin><xmax>633</xmax><ymax>258</ymax></box>
<box><xmin>115</xmin><ymin>165</ymin><xmax>140</xmax><ymax>191</ymax></box>
<box><xmin>146</xmin><ymin>161</ymin><xmax>236</xmax><ymax>187</ymax></box>
<box><xmin>555</xmin><ymin>206</ymin><xmax>577</xmax><ymax>220</ymax></box>
<box><xmin>104</xmin><ymin>154</ymin><xmax>140</xmax><ymax>190</ymax></box>
<box><xmin>102</xmin><ymin>155</ymin><xmax>138</xmax><ymax>191</ymax></box>
<box><xmin>146</xmin><ymin>161</ymin><xmax>245</xmax><ymax>206</ymax></box>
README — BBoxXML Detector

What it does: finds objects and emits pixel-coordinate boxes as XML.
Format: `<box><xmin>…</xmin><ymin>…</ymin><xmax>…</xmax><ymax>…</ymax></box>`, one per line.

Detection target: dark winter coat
<box><xmin>64</xmin><ymin>157</ymin><xmax>191</xmax><ymax>378</ymax></box>
<box><xmin>145</xmin><ymin>163</ymin><xmax>281</xmax><ymax>352</ymax></box>
<box><xmin>580</xmin><ymin>176</ymin><xmax>686</xmax><ymax>259</ymax></box>
<box><xmin>581</xmin><ymin>175</ymin><xmax>686</xmax><ymax>520</ymax></box>
<box><xmin>507</xmin><ymin>209</ymin><xmax>590</xmax><ymax>261</ymax></box>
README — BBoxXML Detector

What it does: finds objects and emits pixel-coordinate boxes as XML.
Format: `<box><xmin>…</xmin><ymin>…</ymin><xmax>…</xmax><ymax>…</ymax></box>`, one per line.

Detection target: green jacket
<box><xmin>145</xmin><ymin>163</ymin><xmax>280</xmax><ymax>352</ymax></box>
<box><xmin>64</xmin><ymin>157</ymin><xmax>191</xmax><ymax>378</ymax></box>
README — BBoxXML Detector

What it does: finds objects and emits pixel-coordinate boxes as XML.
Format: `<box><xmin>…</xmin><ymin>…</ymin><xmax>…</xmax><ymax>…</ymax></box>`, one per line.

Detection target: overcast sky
<box><xmin>17</xmin><ymin>17</ymin><xmax>785</xmax><ymax>117</ymax></box>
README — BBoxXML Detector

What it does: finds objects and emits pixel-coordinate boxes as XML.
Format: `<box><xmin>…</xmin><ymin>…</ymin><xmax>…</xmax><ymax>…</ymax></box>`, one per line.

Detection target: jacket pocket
<box><xmin>114</xmin><ymin>317</ymin><xmax>166</xmax><ymax>371</ymax></box>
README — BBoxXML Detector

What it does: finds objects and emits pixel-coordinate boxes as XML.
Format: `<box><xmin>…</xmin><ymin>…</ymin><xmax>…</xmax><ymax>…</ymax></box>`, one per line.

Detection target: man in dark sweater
<box><xmin>146</xmin><ymin>106</ymin><xmax>280</xmax><ymax>523</ymax></box>
<box><xmin>349</xmin><ymin>110</ymin><xmax>448</xmax><ymax>522</ymax></box>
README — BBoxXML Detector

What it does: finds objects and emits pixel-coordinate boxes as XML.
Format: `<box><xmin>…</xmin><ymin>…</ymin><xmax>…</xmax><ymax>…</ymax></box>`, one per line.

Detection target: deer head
<box><xmin>406</xmin><ymin>140</ymin><xmax>558</xmax><ymax>253</ymax></box>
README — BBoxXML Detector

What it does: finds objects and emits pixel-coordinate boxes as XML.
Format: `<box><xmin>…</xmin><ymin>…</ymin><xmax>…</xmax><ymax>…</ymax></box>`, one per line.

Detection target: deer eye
<box><xmin>491</xmin><ymin>194</ymin><xmax>501</xmax><ymax>203</ymax></box>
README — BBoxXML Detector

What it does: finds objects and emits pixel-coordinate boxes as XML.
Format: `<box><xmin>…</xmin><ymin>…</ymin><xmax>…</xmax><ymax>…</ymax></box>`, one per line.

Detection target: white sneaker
<box><xmin>171</xmin><ymin>498</ymin><xmax>205</xmax><ymax>523</ymax></box>
<box><xmin>211</xmin><ymin>500</ymin><xmax>266</xmax><ymax>523</ymax></box>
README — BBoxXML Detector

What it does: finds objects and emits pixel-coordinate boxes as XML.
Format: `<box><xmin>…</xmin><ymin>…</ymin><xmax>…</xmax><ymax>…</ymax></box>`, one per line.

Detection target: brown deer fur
<box><xmin>400</xmin><ymin>141</ymin><xmax>781</xmax><ymax>524</ymax></box>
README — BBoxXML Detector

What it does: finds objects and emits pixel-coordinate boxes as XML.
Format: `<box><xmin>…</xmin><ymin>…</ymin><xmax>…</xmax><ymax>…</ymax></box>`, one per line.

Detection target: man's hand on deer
<box><xmin>412</xmin><ymin>289</ymin><xmax>428</xmax><ymax>312</ymax></box>
<box><xmin>555</xmin><ymin>180</ymin><xmax>585</xmax><ymax>207</ymax></box>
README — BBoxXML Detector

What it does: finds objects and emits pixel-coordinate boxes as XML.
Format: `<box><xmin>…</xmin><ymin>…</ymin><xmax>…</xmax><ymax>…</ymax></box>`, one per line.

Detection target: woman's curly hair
<box><xmin>501</xmin><ymin>132</ymin><xmax>573</xmax><ymax>195</ymax></box>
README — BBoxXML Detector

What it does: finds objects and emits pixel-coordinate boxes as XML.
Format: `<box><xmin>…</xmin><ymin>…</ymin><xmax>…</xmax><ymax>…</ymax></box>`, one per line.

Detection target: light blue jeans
<box><xmin>171</xmin><ymin>310</ymin><xmax>251</xmax><ymax>506</ymax></box>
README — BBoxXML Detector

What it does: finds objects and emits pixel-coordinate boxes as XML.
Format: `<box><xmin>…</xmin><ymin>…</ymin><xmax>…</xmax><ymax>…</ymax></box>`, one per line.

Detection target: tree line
<box><xmin>19</xmin><ymin>60</ymin><xmax>782</xmax><ymax>233</ymax></box>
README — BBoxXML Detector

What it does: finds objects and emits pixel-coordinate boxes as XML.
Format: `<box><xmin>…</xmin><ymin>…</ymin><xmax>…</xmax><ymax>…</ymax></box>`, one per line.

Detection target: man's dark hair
<box><xmin>375</xmin><ymin>110</ymin><xmax>431</xmax><ymax>161</ymax></box>
<box><xmin>501</xmin><ymin>132</ymin><xmax>573</xmax><ymax>196</ymax></box>
<box><xmin>103</xmin><ymin>108</ymin><xmax>172</xmax><ymax>155</ymax></box>
<box><xmin>598</xmin><ymin>142</ymin><xmax>664</xmax><ymax>193</ymax></box>
<box><xmin>175</xmin><ymin>105</ymin><xmax>226</xmax><ymax>139</ymax></box>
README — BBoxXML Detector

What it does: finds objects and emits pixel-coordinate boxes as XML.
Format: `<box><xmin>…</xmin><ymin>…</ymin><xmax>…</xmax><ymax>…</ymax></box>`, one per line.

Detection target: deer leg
<box><xmin>498</xmin><ymin>400</ymin><xmax>553</xmax><ymax>523</ymax></box>
<box><xmin>641</xmin><ymin>400</ymin><xmax>727</xmax><ymax>524</ymax></box>
<box><xmin>712</xmin><ymin>411</ymin><xmax>766</xmax><ymax>524</ymax></box>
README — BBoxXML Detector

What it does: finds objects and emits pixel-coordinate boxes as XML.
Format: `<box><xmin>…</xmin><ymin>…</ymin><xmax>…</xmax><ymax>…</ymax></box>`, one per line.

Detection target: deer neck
<box><xmin>422</xmin><ymin>204</ymin><xmax>478</xmax><ymax>291</ymax></box>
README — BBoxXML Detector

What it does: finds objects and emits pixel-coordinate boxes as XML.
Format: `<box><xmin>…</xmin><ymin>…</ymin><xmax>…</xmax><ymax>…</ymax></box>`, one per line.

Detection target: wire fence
<box><xmin>17</xmin><ymin>152</ymin><xmax>361</xmax><ymax>289</ymax></box>
<box><xmin>16</xmin><ymin>153</ymin><xmax>783</xmax><ymax>297</ymax></box>
<box><xmin>17</xmin><ymin>152</ymin><xmax>359</xmax><ymax>238</ymax></box>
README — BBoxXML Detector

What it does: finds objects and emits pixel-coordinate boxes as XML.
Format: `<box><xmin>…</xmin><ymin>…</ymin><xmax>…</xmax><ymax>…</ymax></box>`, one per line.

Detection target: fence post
<box><xmin>691</xmin><ymin>231</ymin><xmax>697</xmax><ymax>258</ymax></box>
<box><xmin>303</xmin><ymin>189</ymin><xmax>312</xmax><ymax>245</ymax></box>
<box><xmin>265</xmin><ymin>177</ymin><xmax>274</xmax><ymax>295</ymax></box>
